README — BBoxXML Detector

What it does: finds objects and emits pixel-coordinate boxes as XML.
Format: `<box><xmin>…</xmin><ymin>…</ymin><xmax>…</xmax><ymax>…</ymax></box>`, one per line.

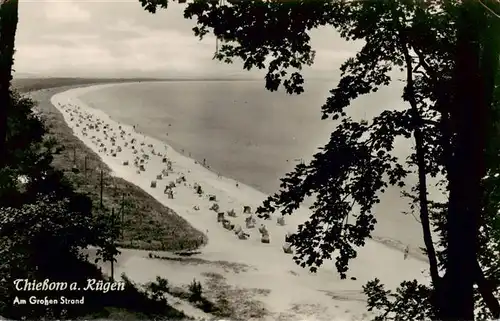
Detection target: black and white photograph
<box><xmin>1</xmin><ymin>0</ymin><xmax>500</xmax><ymax>320</ymax></box>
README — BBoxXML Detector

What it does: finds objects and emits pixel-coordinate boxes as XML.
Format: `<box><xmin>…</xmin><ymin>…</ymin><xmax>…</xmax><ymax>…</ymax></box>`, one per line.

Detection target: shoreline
<box><xmin>51</xmin><ymin>82</ymin><xmax>426</xmax><ymax>259</ymax></box>
<box><xmin>50</xmin><ymin>83</ymin><xmax>296</xmax><ymax>252</ymax></box>
<box><xmin>70</xmin><ymin>81</ymin><xmax>429</xmax><ymax>263</ymax></box>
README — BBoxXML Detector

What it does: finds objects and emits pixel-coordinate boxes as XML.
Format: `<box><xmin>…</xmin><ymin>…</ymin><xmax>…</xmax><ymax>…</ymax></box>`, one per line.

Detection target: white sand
<box><xmin>51</xmin><ymin>84</ymin><xmax>429</xmax><ymax>321</ymax></box>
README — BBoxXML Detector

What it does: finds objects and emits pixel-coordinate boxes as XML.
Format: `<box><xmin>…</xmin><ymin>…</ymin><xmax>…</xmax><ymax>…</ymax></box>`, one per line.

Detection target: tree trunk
<box><xmin>443</xmin><ymin>2</ymin><xmax>487</xmax><ymax>319</ymax></box>
<box><xmin>0</xmin><ymin>0</ymin><xmax>18</xmax><ymax>168</ymax></box>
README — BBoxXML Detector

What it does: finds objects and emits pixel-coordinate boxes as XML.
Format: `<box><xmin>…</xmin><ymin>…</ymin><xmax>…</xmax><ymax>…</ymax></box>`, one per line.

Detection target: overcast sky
<box><xmin>15</xmin><ymin>0</ymin><xmax>362</xmax><ymax>79</ymax></box>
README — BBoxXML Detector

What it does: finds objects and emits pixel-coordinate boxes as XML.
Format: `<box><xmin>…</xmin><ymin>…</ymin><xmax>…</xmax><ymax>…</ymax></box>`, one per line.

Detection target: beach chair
<box><xmin>222</xmin><ymin>219</ymin><xmax>232</xmax><ymax>230</ymax></box>
<box><xmin>237</xmin><ymin>230</ymin><xmax>249</xmax><ymax>240</ymax></box>
<box><xmin>245</xmin><ymin>216</ymin><xmax>255</xmax><ymax>228</ymax></box>
<box><xmin>258</xmin><ymin>224</ymin><xmax>268</xmax><ymax>236</ymax></box>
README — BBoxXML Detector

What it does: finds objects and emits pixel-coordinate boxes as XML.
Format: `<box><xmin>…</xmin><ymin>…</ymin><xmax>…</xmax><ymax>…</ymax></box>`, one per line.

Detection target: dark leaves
<box><xmin>182</xmin><ymin>0</ymin><xmax>331</xmax><ymax>95</ymax></box>
<box><xmin>138</xmin><ymin>0</ymin><xmax>169</xmax><ymax>14</ymax></box>
<box><xmin>363</xmin><ymin>278</ymin><xmax>436</xmax><ymax>320</ymax></box>
<box><xmin>257</xmin><ymin>113</ymin><xmax>407</xmax><ymax>277</ymax></box>
<box><xmin>0</xmin><ymin>194</ymin><xmax>118</xmax><ymax>255</ymax></box>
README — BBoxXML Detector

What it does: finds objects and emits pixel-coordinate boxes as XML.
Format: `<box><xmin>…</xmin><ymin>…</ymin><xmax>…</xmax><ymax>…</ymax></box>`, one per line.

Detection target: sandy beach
<box><xmin>49</xmin><ymin>83</ymin><xmax>430</xmax><ymax>320</ymax></box>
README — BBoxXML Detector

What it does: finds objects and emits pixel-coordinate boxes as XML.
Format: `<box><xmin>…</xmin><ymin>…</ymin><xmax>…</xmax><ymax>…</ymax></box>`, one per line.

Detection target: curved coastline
<box><xmin>75</xmin><ymin>80</ymin><xmax>433</xmax><ymax>257</ymax></box>
<box><xmin>67</xmin><ymin>81</ymin><xmax>428</xmax><ymax>260</ymax></box>
<box><xmin>51</xmin><ymin>82</ymin><xmax>427</xmax><ymax>258</ymax></box>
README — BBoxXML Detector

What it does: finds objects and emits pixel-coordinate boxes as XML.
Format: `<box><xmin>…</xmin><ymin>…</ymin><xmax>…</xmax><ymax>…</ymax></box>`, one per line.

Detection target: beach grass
<box><xmin>16</xmin><ymin>78</ymin><xmax>206</xmax><ymax>252</ymax></box>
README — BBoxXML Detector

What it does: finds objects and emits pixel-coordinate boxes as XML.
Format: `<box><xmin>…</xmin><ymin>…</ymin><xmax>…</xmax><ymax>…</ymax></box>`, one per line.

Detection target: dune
<box><xmin>51</xmin><ymin>83</ymin><xmax>430</xmax><ymax>321</ymax></box>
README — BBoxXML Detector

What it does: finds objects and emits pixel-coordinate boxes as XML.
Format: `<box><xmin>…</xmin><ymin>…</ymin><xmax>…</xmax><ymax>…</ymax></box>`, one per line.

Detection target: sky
<box><xmin>15</xmin><ymin>0</ymin><xmax>363</xmax><ymax>79</ymax></box>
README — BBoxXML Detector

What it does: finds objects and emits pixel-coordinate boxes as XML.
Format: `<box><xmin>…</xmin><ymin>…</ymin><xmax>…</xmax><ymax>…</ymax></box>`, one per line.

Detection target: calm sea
<box><xmin>78</xmin><ymin>80</ymin><xmax>428</xmax><ymax>249</ymax></box>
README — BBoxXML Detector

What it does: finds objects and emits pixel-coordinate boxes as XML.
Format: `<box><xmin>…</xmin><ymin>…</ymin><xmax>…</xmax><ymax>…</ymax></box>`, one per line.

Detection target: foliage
<box><xmin>0</xmin><ymin>88</ymin><xmax>120</xmax><ymax>318</ymax></box>
<box><xmin>146</xmin><ymin>276</ymin><xmax>170</xmax><ymax>301</ymax></box>
<box><xmin>0</xmin><ymin>195</ymin><xmax>115</xmax><ymax>319</ymax></box>
<box><xmin>0</xmin><ymin>90</ymin><xmax>125</xmax><ymax>318</ymax></box>
<box><xmin>178</xmin><ymin>0</ymin><xmax>435</xmax><ymax>276</ymax></box>
<box><xmin>188</xmin><ymin>278</ymin><xmax>203</xmax><ymax>303</ymax></box>
<box><xmin>0</xmin><ymin>1</ymin><xmax>189</xmax><ymax>318</ymax></box>
<box><xmin>363</xmin><ymin>279</ymin><xmax>435</xmax><ymax>321</ymax></box>
<box><xmin>93</xmin><ymin>208</ymin><xmax>122</xmax><ymax>266</ymax></box>
<box><xmin>0</xmin><ymin>91</ymin><xmax>188</xmax><ymax>319</ymax></box>
<box><xmin>0</xmin><ymin>91</ymin><xmax>75</xmax><ymax>208</ymax></box>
